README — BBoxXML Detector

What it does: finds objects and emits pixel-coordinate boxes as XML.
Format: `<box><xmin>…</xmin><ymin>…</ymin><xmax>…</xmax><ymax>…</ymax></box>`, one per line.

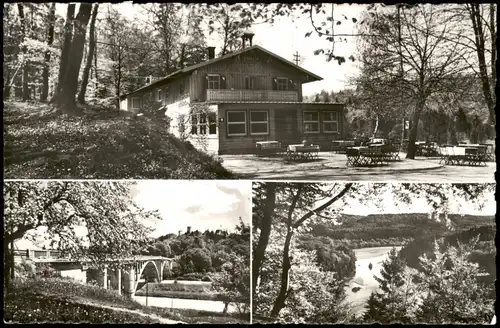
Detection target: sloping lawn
<box><xmin>163</xmin><ymin>308</ymin><xmax>250</xmax><ymax>324</ymax></box>
<box><xmin>3</xmin><ymin>101</ymin><xmax>234</xmax><ymax>179</ymax></box>
<box><xmin>4</xmin><ymin>277</ymin><xmax>247</xmax><ymax>324</ymax></box>
<box><xmin>4</xmin><ymin>277</ymin><xmax>161</xmax><ymax>323</ymax></box>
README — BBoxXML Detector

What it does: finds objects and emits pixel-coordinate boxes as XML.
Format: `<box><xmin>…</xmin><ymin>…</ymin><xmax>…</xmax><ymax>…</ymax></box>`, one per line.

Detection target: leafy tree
<box><xmin>364</xmin><ymin>248</ymin><xmax>417</xmax><ymax>323</ymax></box>
<box><xmin>141</xmin><ymin>3</ymin><xmax>184</xmax><ymax>76</ymax></box>
<box><xmin>415</xmin><ymin>238</ymin><xmax>495</xmax><ymax>324</ymax></box>
<box><xmin>283</xmin><ymin>248</ymin><xmax>351</xmax><ymax>323</ymax></box>
<box><xmin>178</xmin><ymin>248</ymin><xmax>212</xmax><ymax>274</ymax></box>
<box><xmin>212</xmin><ymin>253</ymin><xmax>250</xmax><ymax>314</ymax></box>
<box><xmin>253</xmin><ymin>182</ymin><xmax>494</xmax><ymax>320</ymax></box>
<box><xmin>3</xmin><ymin>181</ymin><xmax>159</xmax><ymax>288</ymax></box>
<box><xmin>357</xmin><ymin>4</ymin><xmax>471</xmax><ymax>158</ymax></box>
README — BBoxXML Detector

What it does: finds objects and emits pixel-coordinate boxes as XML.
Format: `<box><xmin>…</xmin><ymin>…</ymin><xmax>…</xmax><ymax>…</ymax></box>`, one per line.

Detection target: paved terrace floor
<box><xmin>219</xmin><ymin>152</ymin><xmax>496</xmax><ymax>182</ymax></box>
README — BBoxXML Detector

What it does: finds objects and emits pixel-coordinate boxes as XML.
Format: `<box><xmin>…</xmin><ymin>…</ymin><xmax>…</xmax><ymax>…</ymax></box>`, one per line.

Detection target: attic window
<box><xmin>156</xmin><ymin>89</ymin><xmax>162</xmax><ymax>102</ymax></box>
<box><xmin>207</xmin><ymin>74</ymin><xmax>220</xmax><ymax>89</ymax></box>
<box><xmin>245</xmin><ymin>76</ymin><xmax>255</xmax><ymax>90</ymax></box>
<box><xmin>277</xmin><ymin>77</ymin><xmax>288</xmax><ymax>91</ymax></box>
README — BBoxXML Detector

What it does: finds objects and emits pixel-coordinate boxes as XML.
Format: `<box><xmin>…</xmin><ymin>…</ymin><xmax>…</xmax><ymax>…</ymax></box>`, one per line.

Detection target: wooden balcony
<box><xmin>207</xmin><ymin>89</ymin><xmax>299</xmax><ymax>102</ymax></box>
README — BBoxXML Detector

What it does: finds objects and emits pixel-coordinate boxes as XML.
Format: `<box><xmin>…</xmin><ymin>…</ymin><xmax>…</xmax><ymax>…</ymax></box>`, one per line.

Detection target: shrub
<box><xmin>35</xmin><ymin>263</ymin><xmax>61</xmax><ymax>278</ymax></box>
<box><xmin>14</xmin><ymin>259</ymin><xmax>36</xmax><ymax>279</ymax></box>
<box><xmin>176</xmin><ymin>272</ymin><xmax>204</xmax><ymax>281</ymax></box>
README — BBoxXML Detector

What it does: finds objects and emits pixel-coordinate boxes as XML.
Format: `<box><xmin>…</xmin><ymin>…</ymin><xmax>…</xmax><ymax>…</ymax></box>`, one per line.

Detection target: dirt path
<box><xmin>76</xmin><ymin>299</ymin><xmax>184</xmax><ymax>324</ymax></box>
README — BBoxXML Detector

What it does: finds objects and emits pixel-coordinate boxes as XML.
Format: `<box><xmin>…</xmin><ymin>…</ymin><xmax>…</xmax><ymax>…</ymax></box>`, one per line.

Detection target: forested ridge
<box><xmin>400</xmin><ymin>224</ymin><xmax>496</xmax><ymax>284</ymax></box>
<box><xmin>137</xmin><ymin>219</ymin><xmax>250</xmax><ymax>279</ymax></box>
<box><xmin>308</xmin><ymin>213</ymin><xmax>495</xmax><ymax>248</ymax></box>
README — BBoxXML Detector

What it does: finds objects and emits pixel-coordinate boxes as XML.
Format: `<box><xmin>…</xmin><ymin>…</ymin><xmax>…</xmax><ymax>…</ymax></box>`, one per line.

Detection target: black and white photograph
<box><xmin>3</xmin><ymin>2</ymin><xmax>495</xmax><ymax>181</ymax></box>
<box><xmin>3</xmin><ymin>180</ymin><xmax>251</xmax><ymax>324</ymax></box>
<box><xmin>1</xmin><ymin>1</ymin><xmax>497</xmax><ymax>326</ymax></box>
<box><xmin>252</xmin><ymin>182</ymin><xmax>496</xmax><ymax>324</ymax></box>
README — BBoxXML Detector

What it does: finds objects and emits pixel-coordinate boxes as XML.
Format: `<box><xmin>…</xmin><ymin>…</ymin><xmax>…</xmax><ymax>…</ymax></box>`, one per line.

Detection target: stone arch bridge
<box><xmin>15</xmin><ymin>249</ymin><xmax>178</xmax><ymax>298</ymax></box>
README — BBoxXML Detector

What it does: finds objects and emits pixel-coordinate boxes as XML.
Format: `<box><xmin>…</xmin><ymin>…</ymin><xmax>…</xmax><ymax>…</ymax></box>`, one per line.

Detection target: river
<box><xmin>132</xmin><ymin>280</ymin><xmax>242</xmax><ymax>313</ymax></box>
<box><xmin>344</xmin><ymin>246</ymin><xmax>403</xmax><ymax>317</ymax></box>
<box><xmin>132</xmin><ymin>295</ymin><xmax>242</xmax><ymax>312</ymax></box>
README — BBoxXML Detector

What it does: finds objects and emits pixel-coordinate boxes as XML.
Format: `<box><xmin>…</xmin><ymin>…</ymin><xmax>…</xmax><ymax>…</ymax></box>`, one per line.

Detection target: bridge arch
<box><xmin>129</xmin><ymin>259</ymin><xmax>164</xmax><ymax>295</ymax></box>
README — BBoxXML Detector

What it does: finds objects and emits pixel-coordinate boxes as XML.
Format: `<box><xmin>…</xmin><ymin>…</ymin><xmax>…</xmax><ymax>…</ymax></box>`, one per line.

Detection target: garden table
<box><xmin>346</xmin><ymin>146</ymin><xmax>390</xmax><ymax>167</ymax></box>
<box><xmin>286</xmin><ymin>144</ymin><xmax>320</xmax><ymax>161</ymax></box>
<box><xmin>332</xmin><ymin>140</ymin><xmax>355</xmax><ymax>153</ymax></box>
<box><xmin>438</xmin><ymin>146</ymin><xmax>487</xmax><ymax>166</ymax></box>
<box><xmin>255</xmin><ymin>141</ymin><xmax>285</xmax><ymax>156</ymax></box>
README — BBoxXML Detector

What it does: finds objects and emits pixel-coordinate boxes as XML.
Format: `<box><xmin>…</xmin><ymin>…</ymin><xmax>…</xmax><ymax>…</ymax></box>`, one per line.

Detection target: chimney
<box><xmin>207</xmin><ymin>46</ymin><xmax>215</xmax><ymax>60</ymax></box>
<box><xmin>241</xmin><ymin>29</ymin><xmax>255</xmax><ymax>49</ymax></box>
<box><xmin>178</xmin><ymin>230</ymin><xmax>181</xmax><ymax>236</ymax></box>
<box><xmin>187</xmin><ymin>226</ymin><xmax>191</xmax><ymax>234</ymax></box>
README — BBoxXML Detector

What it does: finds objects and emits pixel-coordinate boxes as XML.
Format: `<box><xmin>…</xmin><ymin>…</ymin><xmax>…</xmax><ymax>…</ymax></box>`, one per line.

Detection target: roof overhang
<box><xmin>120</xmin><ymin>45</ymin><xmax>324</xmax><ymax>99</ymax></box>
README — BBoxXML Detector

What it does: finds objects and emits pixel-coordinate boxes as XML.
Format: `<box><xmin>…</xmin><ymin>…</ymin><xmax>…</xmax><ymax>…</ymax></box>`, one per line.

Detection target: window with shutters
<box><xmin>227</xmin><ymin>111</ymin><xmax>247</xmax><ymax>136</ymax></box>
<box><xmin>277</xmin><ymin>77</ymin><xmax>288</xmax><ymax>90</ymax></box>
<box><xmin>207</xmin><ymin>74</ymin><xmax>220</xmax><ymax>89</ymax></box>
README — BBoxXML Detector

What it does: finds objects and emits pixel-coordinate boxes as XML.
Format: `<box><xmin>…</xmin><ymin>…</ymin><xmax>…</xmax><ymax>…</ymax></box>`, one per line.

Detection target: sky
<box><xmin>54</xmin><ymin>2</ymin><xmax>366</xmax><ymax>96</ymax></box>
<box><xmin>130</xmin><ymin>180</ymin><xmax>251</xmax><ymax>237</ymax></box>
<box><xmin>13</xmin><ymin>182</ymin><xmax>494</xmax><ymax>250</ymax></box>
<box><xmin>14</xmin><ymin>181</ymin><xmax>251</xmax><ymax>250</ymax></box>
<box><xmin>335</xmin><ymin>184</ymin><xmax>496</xmax><ymax>216</ymax></box>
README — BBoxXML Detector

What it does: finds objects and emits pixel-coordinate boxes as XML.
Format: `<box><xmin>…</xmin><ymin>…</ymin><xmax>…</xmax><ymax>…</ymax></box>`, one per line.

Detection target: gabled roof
<box><xmin>120</xmin><ymin>45</ymin><xmax>323</xmax><ymax>98</ymax></box>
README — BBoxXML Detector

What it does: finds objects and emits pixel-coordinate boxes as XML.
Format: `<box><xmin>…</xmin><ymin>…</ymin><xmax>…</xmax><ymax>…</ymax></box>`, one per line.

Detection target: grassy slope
<box><xmin>4</xmin><ymin>277</ymin><xmax>248</xmax><ymax>324</ymax></box>
<box><xmin>3</xmin><ymin>101</ymin><xmax>234</xmax><ymax>179</ymax></box>
<box><xmin>135</xmin><ymin>282</ymin><xmax>243</xmax><ymax>302</ymax></box>
<box><xmin>136</xmin><ymin>281</ymin><xmax>217</xmax><ymax>300</ymax></box>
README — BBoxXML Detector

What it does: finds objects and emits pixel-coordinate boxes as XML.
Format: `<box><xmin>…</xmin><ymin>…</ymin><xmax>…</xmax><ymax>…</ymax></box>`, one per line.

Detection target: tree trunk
<box><xmin>4</xmin><ymin>239</ymin><xmax>11</xmax><ymax>290</ymax></box>
<box><xmin>4</xmin><ymin>69</ymin><xmax>11</xmax><ymax>100</ymax></box>
<box><xmin>252</xmin><ymin>183</ymin><xmax>276</xmax><ymax>305</ymax></box>
<box><xmin>94</xmin><ymin>40</ymin><xmax>98</xmax><ymax>94</ymax></box>
<box><xmin>372</xmin><ymin>115</ymin><xmax>379</xmax><ymax>139</ymax></box>
<box><xmin>406</xmin><ymin>100</ymin><xmax>424</xmax><ymax>159</ymax></box>
<box><xmin>57</xmin><ymin>4</ymin><xmax>93</xmax><ymax>113</ymax></box>
<box><xmin>468</xmin><ymin>4</ymin><xmax>496</xmax><ymax>128</ymax></box>
<box><xmin>17</xmin><ymin>4</ymin><xmax>30</xmax><ymax>101</ymax></box>
<box><xmin>223</xmin><ymin>301</ymin><xmax>229</xmax><ymax>314</ymax></box>
<box><xmin>10</xmin><ymin>241</ymin><xmax>15</xmax><ymax>281</ymax></box>
<box><xmin>270</xmin><ymin>228</ymin><xmax>293</xmax><ymax>318</ymax></box>
<box><xmin>490</xmin><ymin>4</ymin><xmax>496</xmax><ymax>91</ymax></box>
<box><xmin>52</xmin><ymin>4</ymin><xmax>75</xmax><ymax>103</ymax></box>
<box><xmin>116</xmin><ymin>45</ymin><xmax>122</xmax><ymax>109</ymax></box>
<box><xmin>41</xmin><ymin>3</ymin><xmax>56</xmax><ymax>102</ymax></box>
<box><xmin>77</xmin><ymin>4</ymin><xmax>99</xmax><ymax>104</ymax></box>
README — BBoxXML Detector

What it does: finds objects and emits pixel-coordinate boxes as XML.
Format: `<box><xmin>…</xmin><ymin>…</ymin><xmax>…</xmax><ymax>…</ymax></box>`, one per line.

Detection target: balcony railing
<box><xmin>207</xmin><ymin>89</ymin><xmax>298</xmax><ymax>102</ymax></box>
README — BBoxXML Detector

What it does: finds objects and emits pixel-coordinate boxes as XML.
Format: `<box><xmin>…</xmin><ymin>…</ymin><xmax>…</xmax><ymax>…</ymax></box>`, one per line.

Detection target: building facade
<box><xmin>119</xmin><ymin>42</ymin><xmax>345</xmax><ymax>155</ymax></box>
